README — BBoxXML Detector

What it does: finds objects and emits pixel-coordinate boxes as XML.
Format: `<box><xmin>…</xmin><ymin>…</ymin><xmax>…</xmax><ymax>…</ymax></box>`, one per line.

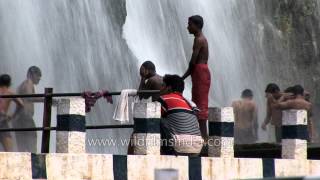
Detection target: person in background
<box><xmin>138</xmin><ymin>61</ymin><xmax>163</xmax><ymax>101</ymax></box>
<box><xmin>304</xmin><ymin>90</ymin><xmax>318</xmax><ymax>142</ymax></box>
<box><xmin>272</xmin><ymin>85</ymin><xmax>313</xmax><ymax>141</ymax></box>
<box><xmin>232</xmin><ymin>89</ymin><xmax>258</xmax><ymax>144</ymax></box>
<box><xmin>12</xmin><ymin>66</ymin><xmax>42</xmax><ymax>152</ymax></box>
<box><xmin>261</xmin><ymin>83</ymin><xmax>283</xmax><ymax>143</ymax></box>
<box><xmin>127</xmin><ymin>61</ymin><xmax>163</xmax><ymax>154</ymax></box>
<box><xmin>0</xmin><ymin>74</ymin><xmax>23</xmax><ymax>151</ymax></box>
<box><xmin>158</xmin><ymin>74</ymin><xmax>203</xmax><ymax>156</ymax></box>
<box><xmin>182</xmin><ymin>15</ymin><xmax>211</xmax><ymax>141</ymax></box>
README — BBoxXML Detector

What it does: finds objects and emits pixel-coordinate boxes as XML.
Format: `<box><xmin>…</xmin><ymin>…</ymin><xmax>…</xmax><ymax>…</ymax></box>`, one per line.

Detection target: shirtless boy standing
<box><xmin>0</xmin><ymin>74</ymin><xmax>23</xmax><ymax>151</ymax></box>
<box><xmin>232</xmin><ymin>89</ymin><xmax>258</xmax><ymax>144</ymax></box>
<box><xmin>13</xmin><ymin>66</ymin><xmax>41</xmax><ymax>152</ymax></box>
<box><xmin>182</xmin><ymin>15</ymin><xmax>211</xmax><ymax>140</ymax></box>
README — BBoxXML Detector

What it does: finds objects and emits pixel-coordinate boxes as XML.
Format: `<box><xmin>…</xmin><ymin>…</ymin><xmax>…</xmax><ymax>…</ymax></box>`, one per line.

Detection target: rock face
<box><xmin>255</xmin><ymin>0</ymin><xmax>320</xmax><ymax>102</ymax></box>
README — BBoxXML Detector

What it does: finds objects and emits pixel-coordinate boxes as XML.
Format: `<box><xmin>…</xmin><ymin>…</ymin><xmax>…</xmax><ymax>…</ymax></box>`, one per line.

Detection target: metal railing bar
<box><xmin>0</xmin><ymin>124</ymin><xmax>134</xmax><ymax>132</ymax></box>
<box><xmin>0</xmin><ymin>90</ymin><xmax>160</xmax><ymax>98</ymax></box>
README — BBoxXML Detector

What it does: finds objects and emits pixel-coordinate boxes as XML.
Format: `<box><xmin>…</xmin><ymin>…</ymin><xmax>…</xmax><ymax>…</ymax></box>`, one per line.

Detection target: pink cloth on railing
<box><xmin>82</xmin><ymin>90</ymin><xmax>113</xmax><ymax>113</ymax></box>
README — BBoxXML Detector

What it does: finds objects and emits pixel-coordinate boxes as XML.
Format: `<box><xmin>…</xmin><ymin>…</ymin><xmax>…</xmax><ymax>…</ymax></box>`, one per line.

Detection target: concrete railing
<box><xmin>132</xmin><ymin>102</ymin><xmax>162</xmax><ymax>155</ymax></box>
<box><xmin>56</xmin><ymin>98</ymin><xmax>86</xmax><ymax>153</ymax></box>
<box><xmin>1</xmin><ymin>101</ymin><xmax>320</xmax><ymax>180</ymax></box>
<box><xmin>208</xmin><ymin>107</ymin><xmax>234</xmax><ymax>157</ymax></box>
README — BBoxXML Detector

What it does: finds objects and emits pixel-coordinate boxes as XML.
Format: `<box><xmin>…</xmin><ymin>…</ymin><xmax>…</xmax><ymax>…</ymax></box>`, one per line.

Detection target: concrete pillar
<box><xmin>282</xmin><ymin>110</ymin><xmax>308</xmax><ymax>159</ymax></box>
<box><xmin>56</xmin><ymin>98</ymin><xmax>86</xmax><ymax>153</ymax></box>
<box><xmin>208</xmin><ymin>107</ymin><xmax>234</xmax><ymax>157</ymax></box>
<box><xmin>132</xmin><ymin>102</ymin><xmax>161</xmax><ymax>155</ymax></box>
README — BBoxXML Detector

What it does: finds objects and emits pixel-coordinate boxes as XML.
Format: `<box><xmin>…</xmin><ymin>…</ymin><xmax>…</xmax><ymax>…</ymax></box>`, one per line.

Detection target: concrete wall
<box><xmin>2</xmin><ymin>152</ymin><xmax>320</xmax><ymax>180</ymax></box>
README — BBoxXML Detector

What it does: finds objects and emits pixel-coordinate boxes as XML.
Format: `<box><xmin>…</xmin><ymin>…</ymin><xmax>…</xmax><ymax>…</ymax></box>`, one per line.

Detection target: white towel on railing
<box><xmin>113</xmin><ymin>89</ymin><xmax>138</xmax><ymax>123</ymax></box>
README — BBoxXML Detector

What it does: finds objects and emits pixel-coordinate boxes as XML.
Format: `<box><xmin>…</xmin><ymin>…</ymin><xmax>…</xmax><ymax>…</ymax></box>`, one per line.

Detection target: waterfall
<box><xmin>0</xmin><ymin>0</ymin><xmax>137</xmax><ymax>154</ymax></box>
<box><xmin>0</xmin><ymin>0</ymin><xmax>318</xmax><ymax>153</ymax></box>
<box><xmin>123</xmin><ymin>0</ymin><xmax>272</xmax><ymax>142</ymax></box>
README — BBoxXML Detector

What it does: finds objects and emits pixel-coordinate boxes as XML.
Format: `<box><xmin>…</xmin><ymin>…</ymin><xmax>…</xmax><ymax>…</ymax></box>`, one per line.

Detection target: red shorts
<box><xmin>191</xmin><ymin>64</ymin><xmax>211</xmax><ymax>121</ymax></box>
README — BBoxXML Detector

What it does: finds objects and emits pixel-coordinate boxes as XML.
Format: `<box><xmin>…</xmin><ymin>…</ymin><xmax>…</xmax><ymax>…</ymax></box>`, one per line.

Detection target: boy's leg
<box><xmin>198</xmin><ymin>121</ymin><xmax>208</xmax><ymax>142</ymax></box>
<box><xmin>2</xmin><ymin>136</ymin><xmax>13</xmax><ymax>152</ymax></box>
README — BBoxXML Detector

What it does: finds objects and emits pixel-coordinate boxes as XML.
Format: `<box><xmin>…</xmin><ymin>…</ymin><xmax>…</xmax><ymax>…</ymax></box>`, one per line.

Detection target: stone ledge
<box><xmin>1</xmin><ymin>152</ymin><xmax>320</xmax><ymax>180</ymax></box>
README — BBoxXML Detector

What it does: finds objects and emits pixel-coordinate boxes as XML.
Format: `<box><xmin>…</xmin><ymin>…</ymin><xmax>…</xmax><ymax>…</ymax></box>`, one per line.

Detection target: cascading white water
<box><xmin>1</xmin><ymin>0</ymin><xmax>317</xmax><ymax>153</ymax></box>
<box><xmin>123</xmin><ymin>0</ymin><xmax>272</xmax><ymax>142</ymax></box>
<box><xmin>0</xmin><ymin>0</ymin><xmax>138</xmax><ymax>154</ymax></box>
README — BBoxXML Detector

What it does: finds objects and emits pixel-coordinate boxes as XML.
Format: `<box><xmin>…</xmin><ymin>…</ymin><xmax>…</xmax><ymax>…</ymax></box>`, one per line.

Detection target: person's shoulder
<box><xmin>199</xmin><ymin>34</ymin><xmax>208</xmax><ymax>43</ymax></box>
<box><xmin>7</xmin><ymin>89</ymin><xmax>16</xmax><ymax>95</ymax></box>
<box><xmin>246</xmin><ymin>100</ymin><xmax>257</xmax><ymax>108</ymax></box>
<box><xmin>0</xmin><ymin>88</ymin><xmax>12</xmax><ymax>95</ymax></box>
<box><xmin>302</xmin><ymin>99</ymin><xmax>312</xmax><ymax>109</ymax></box>
<box><xmin>19</xmin><ymin>79</ymin><xmax>30</xmax><ymax>88</ymax></box>
<box><xmin>150</xmin><ymin>74</ymin><xmax>162</xmax><ymax>81</ymax></box>
<box><xmin>148</xmin><ymin>74</ymin><xmax>163</xmax><ymax>85</ymax></box>
<box><xmin>195</xmin><ymin>36</ymin><xmax>207</xmax><ymax>44</ymax></box>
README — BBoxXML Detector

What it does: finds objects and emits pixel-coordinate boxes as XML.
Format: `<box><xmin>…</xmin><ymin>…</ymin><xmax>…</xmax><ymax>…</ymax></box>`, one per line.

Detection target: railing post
<box><xmin>41</xmin><ymin>87</ymin><xmax>53</xmax><ymax>153</ymax></box>
<box><xmin>132</xmin><ymin>102</ymin><xmax>161</xmax><ymax>155</ymax></box>
<box><xmin>282</xmin><ymin>110</ymin><xmax>308</xmax><ymax>159</ymax></box>
<box><xmin>56</xmin><ymin>98</ymin><xmax>86</xmax><ymax>153</ymax></box>
<box><xmin>208</xmin><ymin>107</ymin><xmax>235</xmax><ymax>157</ymax></box>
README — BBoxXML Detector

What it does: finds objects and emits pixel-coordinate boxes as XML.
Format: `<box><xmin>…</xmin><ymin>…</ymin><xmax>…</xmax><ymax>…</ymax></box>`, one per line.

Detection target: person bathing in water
<box><xmin>0</xmin><ymin>74</ymin><xmax>24</xmax><ymax>151</ymax></box>
<box><xmin>271</xmin><ymin>85</ymin><xmax>313</xmax><ymax>141</ymax></box>
<box><xmin>138</xmin><ymin>61</ymin><xmax>163</xmax><ymax>101</ymax></box>
<box><xmin>182</xmin><ymin>15</ymin><xmax>211</xmax><ymax>141</ymax></box>
<box><xmin>232</xmin><ymin>89</ymin><xmax>258</xmax><ymax>144</ymax></box>
<box><xmin>13</xmin><ymin>66</ymin><xmax>42</xmax><ymax>152</ymax></box>
<box><xmin>261</xmin><ymin>83</ymin><xmax>283</xmax><ymax>143</ymax></box>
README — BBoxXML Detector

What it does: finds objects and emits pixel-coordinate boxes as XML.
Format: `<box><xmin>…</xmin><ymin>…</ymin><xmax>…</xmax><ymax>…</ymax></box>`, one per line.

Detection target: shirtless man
<box><xmin>138</xmin><ymin>61</ymin><xmax>163</xmax><ymax>101</ymax></box>
<box><xmin>182</xmin><ymin>15</ymin><xmax>211</xmax><ymax>140</ymax></box>
<box><xmin>12</xmin><ymin>66</ymin><xmax>42</xmax><ymax>152</ymax></box>
<box><xmin>232</xmin><ymin>89</ymin><xmax>258</xmax><ymax>144</ymax></box>
<box><xmin>0</xmin><ymin>74</ymin><xmax>23</xmax><ymax>151</ymax></box>
<box><xmin>261</xmin><ymin>83</ymin><xmax>283</xmax><ymax>143</ymax></box>
<box><xmin>303</xmin><ymin>90</ymin><xmax>318</xmax><ymax>142</ymax></box>
<box><xmin>272</xmin><ymin>85</ymin><xmax>313</xmax><ymax>141</ymax></box>
<box><xmin>127</xmin><ymin>61</ymin><xmax>162</xmax><ymax>154</ymax></box>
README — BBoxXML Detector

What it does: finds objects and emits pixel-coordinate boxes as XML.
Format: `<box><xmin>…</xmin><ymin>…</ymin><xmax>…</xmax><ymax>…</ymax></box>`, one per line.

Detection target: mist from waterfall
<box><xmin>124</xmin><ymin>0</ymin><xmax>274</xmax><ymax>142</ymax></box>
<box><xmin>0</xmin><ymin>0</ymin><xmax>317</xmax><ymax>153</ymax></box>
<box><xmin>0</xmin><ymin>0</ymin><xmax>138</xmax><ymax>154</ymax></box>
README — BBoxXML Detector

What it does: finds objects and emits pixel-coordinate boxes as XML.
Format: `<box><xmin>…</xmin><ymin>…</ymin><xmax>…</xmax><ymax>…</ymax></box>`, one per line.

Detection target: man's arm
<box><xmin>9</xmin><ymin>91</ymin><xmax>24</xmax><ymax>119</ymax></box>
<box><xmin>272</xmin><ymin>101</ymin><xmax>292</xmax><ymax>110</ymax></box>
<box><xmin>138</xmin><ymin>78</ymin><xmax>145</xmax><ymax>90</ymax></box>
<box><xmin>182</xmin><ymin>38</ymin><xmax>202</xmax><ymax>80</ymax></box>
<box><xmin>262</xmin><ymin>97</ymin><xmax>272</xmax><ymax>130</ymax></box>
<box><xmin>231</xmin><ymin>101</ymin><xmax>238</xmax><ymax>116</ymax></box>
<box><xmin>308</xmin><ymin>105</ymin><xmax>316</xmax><ymax>142</ymax></box>
<box><xmin>8</xmin><ymin>90</ymin><xmax>24</xmax><ymax>108</ymax></box>
<box><xmin>253</xmin><ymin>104</ymin><xmax>258</xmax><ymax>140</ymax></box>
<box><xmin>149</xmin><ymin>78</ymin><xmax>162</xmax><ymax>91</ymax></box>
<box><xmin>279</xmin><ymin>93</ymin><xmax>295</xmax><ymax>102</ymax></box>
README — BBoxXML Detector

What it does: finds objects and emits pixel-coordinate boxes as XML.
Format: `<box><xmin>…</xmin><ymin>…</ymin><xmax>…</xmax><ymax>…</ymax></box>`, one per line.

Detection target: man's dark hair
<box><xmin>163</xmin><ymin>74</ymin><xmax>184</xmax><ymax>93</ymax></box>
<box><xmin>293</xmin><ymin>85</ymin><xmax>304</xmax><ymax>96</ymax></box>
<box><xmin>189</xmin><ymin>15</ymin><xmax>204</xmax><ymax>30</ymax></box>
<box><xmin>241</xmin><ymin>89</ymin><xmax>253</xmax><ymax>98</ymax></box>
<box><xmin>28</xmin><ymin>66</ymin><xmax>42</xmax><ymax>76</ymax></box>
<box><xmin>284</xmin><ymin>86</ymin><xmax>295</xmax><ymax>94</ymax></box>
<box><xmin>141</xmin><ymin>61</ymin><xmax>156</xmax><ymax>72</ymax></box>
<box><xmin>0</xmin><ymin>74</ymin><xmax>11</xmax><ymax>87</ymax></box>
<box><xmin>265</xmin><ymin>83</ymin><xmax>280</xmax><ymax>93</ymax></box>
